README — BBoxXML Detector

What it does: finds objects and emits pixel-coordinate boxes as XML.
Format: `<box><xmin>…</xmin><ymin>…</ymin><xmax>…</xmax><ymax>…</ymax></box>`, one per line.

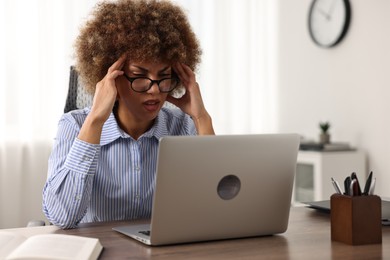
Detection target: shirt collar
<box><xmin>141</xmin><ymin>109</ymin><xmax>170</xmax><ymax>140</ymax></box>
<box><xmin>99</xmin><ymin>108</ymin><xmax>170</xmax><ymax>146</ymax></box>
<box><xmin>99</xmin><ymin>112</ymin><xmax>126</xmax><ymax>145</ymax></box>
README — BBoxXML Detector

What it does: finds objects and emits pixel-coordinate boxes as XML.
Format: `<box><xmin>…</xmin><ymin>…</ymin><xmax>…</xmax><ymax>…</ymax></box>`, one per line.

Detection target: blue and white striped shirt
<box><xmin>43</xmin><ymin>106</ymin><xmax>196</xmax><ymax>229</ymax></box>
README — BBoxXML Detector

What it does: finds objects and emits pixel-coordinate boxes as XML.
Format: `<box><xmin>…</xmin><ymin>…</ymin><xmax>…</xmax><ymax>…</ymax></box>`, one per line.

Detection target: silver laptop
<box><xmin>113</xmin><ymin>134</ymin><xmax>300</xmax><ymax>246</ymax></box>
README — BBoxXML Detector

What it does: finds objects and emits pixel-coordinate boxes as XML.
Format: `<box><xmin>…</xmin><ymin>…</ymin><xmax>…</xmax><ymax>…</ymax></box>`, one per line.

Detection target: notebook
<box><xmin>113</xmin><ymin>134</ymin><xmax>300</xmax><ymax>246</ymax></box>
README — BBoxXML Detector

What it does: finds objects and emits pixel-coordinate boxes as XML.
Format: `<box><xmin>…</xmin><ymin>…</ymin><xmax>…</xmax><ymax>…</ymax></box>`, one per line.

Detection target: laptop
<box><xmin>113</xmin><ymin>134</ymin><xmax>300</xmax><ymax>245</ymax></box>
<box><xmin>304</xmin><ymin>199</ymin><xmax>390</xmax><ymax>225</ymax></box>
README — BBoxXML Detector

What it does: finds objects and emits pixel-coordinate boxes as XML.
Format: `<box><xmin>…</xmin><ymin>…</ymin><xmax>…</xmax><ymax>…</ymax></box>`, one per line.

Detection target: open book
<box><xmin>0</xmin><ymin>231</ymin><xmax>103</xmax><ymax>260</ymax></box>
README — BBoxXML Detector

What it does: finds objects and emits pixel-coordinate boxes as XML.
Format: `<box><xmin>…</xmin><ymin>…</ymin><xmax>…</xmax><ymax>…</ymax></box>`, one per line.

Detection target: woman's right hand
<box><xmin>89</xmin><ymin>55</ymin><xmax>126</xmax><ymax>124</ymax></box>
<box><xmin>78</xmin><ymin>55</ymin><xmax>126</xmax><ymax>144</ymax></box>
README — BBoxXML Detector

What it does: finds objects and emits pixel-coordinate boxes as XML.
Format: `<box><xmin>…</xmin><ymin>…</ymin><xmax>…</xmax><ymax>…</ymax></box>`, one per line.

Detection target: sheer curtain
<box><xmin>0</xmin><ymin>0</ymin><xmax>98</xmax><ymax>228</ymax></box>
<box><xmin>178</xmin><ymin>0</ymin><xmax>278</xmax><ymax>134</ymax></box>
<box><xmin>0</xmin><ymin>0</ymin><xmax>277</xmax><ymax>228</ymax></box>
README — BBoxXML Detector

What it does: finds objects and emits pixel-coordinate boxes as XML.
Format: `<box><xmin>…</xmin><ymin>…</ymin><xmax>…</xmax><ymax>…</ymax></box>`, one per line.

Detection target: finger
<box><xmin>179</xmin><ymin>63</ymin><xmax>193</xmax><ymax>75</ymax></box>
<box><xmin>166</xmin><ymin>95</ymin><xmax>179</xmax><ymax>106</ymax></box>
<box><xmin>107</xmin><ymin>69</ymin><xmax>124</xmax><ymax>80</ymax></box>
<box><xmin>173</xmin><ymin>62</ymin><xmax>184</xmax><ymax>78</ymax></box>
<box><xmin>175</xmin><ymin>63</ymin><xmax>195</xmax><ymax>87</ymax></box>
<box><xmin>108</xmin><ymin>54</ymin><xmax>127</xmax><ymax>73</ymax></box>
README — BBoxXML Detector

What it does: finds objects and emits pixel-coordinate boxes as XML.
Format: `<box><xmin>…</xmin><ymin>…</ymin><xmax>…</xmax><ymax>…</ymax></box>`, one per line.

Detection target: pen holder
<box><xmin>330</xmin><ymin>194</ymin><xmax>382</xmax><ymax>245</ymax></box>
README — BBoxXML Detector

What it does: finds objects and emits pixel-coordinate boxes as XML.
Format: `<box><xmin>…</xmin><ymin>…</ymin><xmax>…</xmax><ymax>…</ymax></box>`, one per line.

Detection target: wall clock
<box><xmin>308</xmin><ymin>0</ymin><xmax>351</xmax><ymax>48</ymax></box>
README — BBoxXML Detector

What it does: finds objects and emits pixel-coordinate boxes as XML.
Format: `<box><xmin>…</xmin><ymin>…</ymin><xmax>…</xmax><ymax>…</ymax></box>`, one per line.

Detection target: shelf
<box><xmin>292</xmin><ymin>150</ymin><xmax>366</xmax><ymax>204</ymax></box>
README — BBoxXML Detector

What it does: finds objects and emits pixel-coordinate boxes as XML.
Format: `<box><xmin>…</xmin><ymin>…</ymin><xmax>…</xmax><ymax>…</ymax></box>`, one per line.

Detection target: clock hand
<box><xmin>327</xmin><ymin>0</ymin><xmax>337</xmax><ymax>19</ymax></box>
<box><xmin>317</xmin><ymin>8</ymin><xmax>330</xmax><ymax>21</ymax></box>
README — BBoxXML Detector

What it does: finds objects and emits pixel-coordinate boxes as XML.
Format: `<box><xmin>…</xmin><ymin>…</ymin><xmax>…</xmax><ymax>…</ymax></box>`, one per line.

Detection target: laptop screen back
<box><xmin>149</xmin><ymin>134</ymin><xmax>300</xmax><ymax>245</ymax></box>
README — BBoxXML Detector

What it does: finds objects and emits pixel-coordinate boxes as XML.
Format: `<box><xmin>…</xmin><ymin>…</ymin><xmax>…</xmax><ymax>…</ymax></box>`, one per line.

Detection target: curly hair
<box><xmin>74</xmin><ymin>0</ymin><xmax>201</xmax><ymax>94</ymax></box>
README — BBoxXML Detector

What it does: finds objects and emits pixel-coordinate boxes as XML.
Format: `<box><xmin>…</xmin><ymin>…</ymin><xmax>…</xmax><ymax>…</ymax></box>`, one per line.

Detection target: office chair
<box><xmin>64</xmin><ymin>66</ymin><xmax>93</xmax><ymax>113</ymax></box>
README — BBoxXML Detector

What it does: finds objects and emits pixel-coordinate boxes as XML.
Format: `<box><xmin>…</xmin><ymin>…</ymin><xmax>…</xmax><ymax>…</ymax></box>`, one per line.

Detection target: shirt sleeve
<box><xmin>42</xmin><ymin>114</ymin><xmax>100</xmax><ymax>229</ymax></box>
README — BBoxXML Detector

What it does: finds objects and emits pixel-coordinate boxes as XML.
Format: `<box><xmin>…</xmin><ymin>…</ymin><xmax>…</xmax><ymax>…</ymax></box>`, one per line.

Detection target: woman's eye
<box><xmin>130</xmin><ymin>73</ymin><xmax>145</xmax><ymax>77</ymax></box>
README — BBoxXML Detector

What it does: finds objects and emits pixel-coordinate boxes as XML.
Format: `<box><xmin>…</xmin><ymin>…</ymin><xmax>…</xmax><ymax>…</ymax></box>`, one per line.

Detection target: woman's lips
<box><xmin>143</xmin><ymin>99</ymin><xmax>160</xmax><ymax>112</ymax></box>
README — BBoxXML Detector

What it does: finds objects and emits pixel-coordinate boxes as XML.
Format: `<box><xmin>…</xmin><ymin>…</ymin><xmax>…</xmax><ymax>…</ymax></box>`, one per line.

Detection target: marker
<box><xmin>350</xmin><ymin>179</ymin><xmax>357</xmax><ymax>196</ymax></box>
<box><xmin>344</xmin><ymin>176</ymin><xmax>351</xmax><ymax>195</ymax></box>
<box><xmin>350</xmin><ymin>172</ymin><xmax>362</xmax><ymax>196</ymax></box>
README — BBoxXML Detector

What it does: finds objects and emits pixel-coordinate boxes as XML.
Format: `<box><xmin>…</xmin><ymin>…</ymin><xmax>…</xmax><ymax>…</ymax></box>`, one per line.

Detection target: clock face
<box><xmin>308</xmin><ymin>0</ymin><xmax>351</xmax><ymax>48</ymax></box>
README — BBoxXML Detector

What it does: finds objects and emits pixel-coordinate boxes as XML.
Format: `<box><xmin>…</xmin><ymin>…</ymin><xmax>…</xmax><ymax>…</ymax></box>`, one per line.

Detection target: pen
<box><xmin>363</xmin><ymin>171</ymin><xmax>373</xmax><ymax>195</ymax></box>
<box><xmin>331</xmin><ymin>177</ymin><xmax>342</xmax><ymax>194</ymax></box>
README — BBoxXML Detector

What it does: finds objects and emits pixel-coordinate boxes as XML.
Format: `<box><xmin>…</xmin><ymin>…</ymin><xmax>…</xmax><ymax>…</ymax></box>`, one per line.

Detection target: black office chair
<box><xmin>64</xmin><ymin>66</ymin><xmax>93</xmax><ymax>113</ymax></box>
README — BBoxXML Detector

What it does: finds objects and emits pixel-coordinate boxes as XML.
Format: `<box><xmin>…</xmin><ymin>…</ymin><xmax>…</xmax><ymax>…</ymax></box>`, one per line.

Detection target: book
<box><xmin>323</xmin><ymin>142</ymin><xmax>352</xmax><ymax>151</ymax></box>
<box><xmin>0</xmin><ymin>231</ymin><xmax>103</xmax><ymax>260</ymax></box>
<box><xmin>300</xmin><ymin>141</ymin><xmax>352</xmax><ymax>151</ymax></box>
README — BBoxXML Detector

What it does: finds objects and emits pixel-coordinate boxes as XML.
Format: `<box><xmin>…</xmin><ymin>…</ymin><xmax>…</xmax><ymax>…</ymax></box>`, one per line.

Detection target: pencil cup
<box><xmin>330</xmin><ymin>194</ymin><xmax>382</xmax><ymax>245</ymax></box>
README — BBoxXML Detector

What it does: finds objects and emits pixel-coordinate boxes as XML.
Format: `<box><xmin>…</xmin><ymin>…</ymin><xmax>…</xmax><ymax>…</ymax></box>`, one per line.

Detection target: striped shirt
<box><xmin>42</xmin><ymin>106</ymin><xmax>196</xmax><ymax>229</ymax></box>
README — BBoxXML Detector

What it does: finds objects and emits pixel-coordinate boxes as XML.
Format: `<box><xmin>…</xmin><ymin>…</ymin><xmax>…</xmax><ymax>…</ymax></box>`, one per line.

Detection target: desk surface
<box><xmin>50</xmin><ymin>207</ymin><xmax>390</xmax><ymax>259</ymax></box>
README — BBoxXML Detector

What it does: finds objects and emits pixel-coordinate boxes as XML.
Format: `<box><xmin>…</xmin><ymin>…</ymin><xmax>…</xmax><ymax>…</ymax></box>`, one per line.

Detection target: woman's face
<box><xmin>116</xmin><ymin>60</ymin><xmax>172</xmax><ymax>123</ymax></box>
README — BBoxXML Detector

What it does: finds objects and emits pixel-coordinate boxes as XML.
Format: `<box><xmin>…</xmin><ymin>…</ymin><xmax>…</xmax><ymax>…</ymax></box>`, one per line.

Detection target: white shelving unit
<box><xmin>293</xmin><ymin>150</ymin><xmax>366</xmax><ymax>205</ymax></box>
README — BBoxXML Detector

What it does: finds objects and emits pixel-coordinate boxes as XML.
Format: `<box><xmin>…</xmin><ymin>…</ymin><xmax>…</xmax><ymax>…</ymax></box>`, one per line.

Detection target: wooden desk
<box><xmin>52</xmin><ymin>207</ymin><xmax>390</xmax><ymax>259</ymax></box>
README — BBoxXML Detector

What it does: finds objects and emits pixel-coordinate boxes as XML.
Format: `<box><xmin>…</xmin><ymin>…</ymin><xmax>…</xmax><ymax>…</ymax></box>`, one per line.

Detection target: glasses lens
<box><xmin>131</xmin><ymin>78</ymin><xmax>151</xmax><ymax>92</ymax></box>
<box><xmin>159</xmin><ymin>78</ymin><xmax>178</xmax><ymax>92</ymax></box>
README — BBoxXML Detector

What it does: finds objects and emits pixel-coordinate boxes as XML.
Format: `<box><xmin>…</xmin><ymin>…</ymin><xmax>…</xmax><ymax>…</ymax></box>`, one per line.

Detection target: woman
<box><xmin>43</xmin><ymin>0</ymin><xmax>214</xmax><ymax>229</ymax></box>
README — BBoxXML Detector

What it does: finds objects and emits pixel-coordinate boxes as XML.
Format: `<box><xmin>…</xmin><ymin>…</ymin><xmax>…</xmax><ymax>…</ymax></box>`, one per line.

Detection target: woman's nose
<box><xmin>147</xmin><ymin>81</ymin><xmax>160</xmax><ymax>94</ymax></box>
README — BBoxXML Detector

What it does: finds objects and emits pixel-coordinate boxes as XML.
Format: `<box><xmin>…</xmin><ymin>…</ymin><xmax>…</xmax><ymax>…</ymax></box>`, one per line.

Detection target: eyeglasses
<box><xmin>124</xmin><ymin>74</ymin><xmax>179</xmax><ymax>93</ymax></box>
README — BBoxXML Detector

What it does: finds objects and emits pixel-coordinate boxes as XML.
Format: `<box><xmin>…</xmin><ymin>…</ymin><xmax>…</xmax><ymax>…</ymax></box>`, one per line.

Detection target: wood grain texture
<box><xmin>54</xmin><ymin>207</ymin><xmax>390</xmax><ymax>259</ymax></box>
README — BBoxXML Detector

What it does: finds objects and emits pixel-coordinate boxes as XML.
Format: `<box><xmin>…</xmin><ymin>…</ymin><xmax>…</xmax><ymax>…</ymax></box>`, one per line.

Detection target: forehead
<box><xmin>127</xmin><ymin>60</ymin><xmax>171</xmax><ymax>72</ymax></box>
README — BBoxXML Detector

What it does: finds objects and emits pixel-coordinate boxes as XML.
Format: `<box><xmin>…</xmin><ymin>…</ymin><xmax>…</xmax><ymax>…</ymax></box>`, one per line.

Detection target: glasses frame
<box><xmin>124</xmin><ymin>74</ymin><xmax>179</xmax><ymax>93</ymax></box>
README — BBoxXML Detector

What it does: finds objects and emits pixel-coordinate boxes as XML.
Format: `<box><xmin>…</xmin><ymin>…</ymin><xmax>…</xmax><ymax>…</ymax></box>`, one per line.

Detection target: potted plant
<box><xmin>319</xmin><ymin>121</ymin><xmax>331</xmax><ymax>144</ymax></box>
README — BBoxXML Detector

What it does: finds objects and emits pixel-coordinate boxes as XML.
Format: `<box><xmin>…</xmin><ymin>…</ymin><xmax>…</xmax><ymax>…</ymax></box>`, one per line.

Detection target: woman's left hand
<box><xmin>166</xmin><ymin>63</ymin><xmax>214</xmax><ymax>135</ymax></box>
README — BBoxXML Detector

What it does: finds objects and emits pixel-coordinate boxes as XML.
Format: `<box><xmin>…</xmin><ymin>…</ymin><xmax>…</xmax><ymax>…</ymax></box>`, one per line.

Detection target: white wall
<box><xmin>276</xmin><ymin>0</ymin><xmax>390</xmax><ymax>196</ymax></box>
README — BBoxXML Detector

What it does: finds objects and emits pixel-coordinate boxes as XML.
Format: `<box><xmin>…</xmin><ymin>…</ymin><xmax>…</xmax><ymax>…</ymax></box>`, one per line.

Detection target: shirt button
<box><xmin>135</xmin><ymin>166</ymin><xmax>140</xmax><ymax>172</ymax></box>
<box><xmin>82</xmin><ymin>156</ymin><xmax>92</xmax><ymax>161</ymax></box>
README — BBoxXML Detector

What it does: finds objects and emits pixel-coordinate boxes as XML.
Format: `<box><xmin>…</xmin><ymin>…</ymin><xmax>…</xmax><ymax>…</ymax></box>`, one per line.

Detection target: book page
<box><xmin>5</xmin><ymin>234</ymin><xmax>102</xmax><ymax>260</ymax></box>
<box><xmin>0</xmin><ymin>232</ymin><xmax>27</xmax><ymax>259</ymax></box>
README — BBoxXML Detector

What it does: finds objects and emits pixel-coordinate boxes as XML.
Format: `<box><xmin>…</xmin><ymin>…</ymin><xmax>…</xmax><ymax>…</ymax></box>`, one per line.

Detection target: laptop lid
<box><xmin>114</xmin><ymin>134</ymin><xmax>300</xmax><ymax>245</ymax></box>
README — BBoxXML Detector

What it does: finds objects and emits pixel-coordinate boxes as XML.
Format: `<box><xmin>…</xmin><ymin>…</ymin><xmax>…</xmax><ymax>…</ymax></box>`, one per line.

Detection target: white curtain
<box><xmin>0</xmin><ymin>0</ymin><xmax>277</xmax><ymax>228</ymax></box>
<box><xmin>178</xmin><ymin>0</ymin><xmax>278</xmax><ymax>134</ymax></box>
<box><xmin>0</xmin><ymin>0</ymin><xmax>98</xmax><ymax>228</ymax></box>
